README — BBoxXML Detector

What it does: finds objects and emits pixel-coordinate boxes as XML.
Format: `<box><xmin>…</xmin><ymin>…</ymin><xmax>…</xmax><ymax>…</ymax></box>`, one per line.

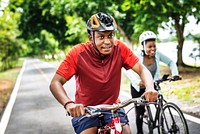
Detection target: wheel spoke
<box><xmin>159</xmin><ymin>103</ymin><xmax>189</xmax><ymax>134</ymax></box>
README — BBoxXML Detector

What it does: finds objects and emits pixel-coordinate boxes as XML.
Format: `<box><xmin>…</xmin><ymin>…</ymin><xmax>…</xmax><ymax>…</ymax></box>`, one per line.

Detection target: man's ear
<box><xmin>88</xmin><ymin>34</ymin><xmax>92</xmax><ymax>41</ymax></box>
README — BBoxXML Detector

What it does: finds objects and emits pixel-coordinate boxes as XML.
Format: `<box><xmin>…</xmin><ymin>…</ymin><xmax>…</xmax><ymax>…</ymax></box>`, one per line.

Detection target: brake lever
<box><xmin>85</xmin><ymin>107</ymin><xmax>101</xmax><ymax>116</ymax></box>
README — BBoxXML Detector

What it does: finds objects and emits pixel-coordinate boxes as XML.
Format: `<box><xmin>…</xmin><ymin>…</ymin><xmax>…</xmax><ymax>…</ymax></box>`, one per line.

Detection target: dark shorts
<box><xmin>71</xmin><ymin>108</ymin><xmax>129</xmax><ymax>134</ymax></box>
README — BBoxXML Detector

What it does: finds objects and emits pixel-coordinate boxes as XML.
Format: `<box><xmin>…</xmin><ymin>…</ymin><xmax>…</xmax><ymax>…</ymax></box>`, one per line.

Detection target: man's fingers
<box><xmin>144</xmin><ymin>90</ymin><xmax>158</xmax><ymax>102</ymax></box>
<box><xmin>67</xmin><ymin>104</ymin><xmax>85</xmax><ymax>117</ymax></box>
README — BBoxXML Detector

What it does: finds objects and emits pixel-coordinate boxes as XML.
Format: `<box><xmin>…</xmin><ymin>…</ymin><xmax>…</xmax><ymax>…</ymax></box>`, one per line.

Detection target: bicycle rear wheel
<box><xmin>159</xmin><ymin>102</ymin><xmax>189</xmax><ymax>134</ymax></box>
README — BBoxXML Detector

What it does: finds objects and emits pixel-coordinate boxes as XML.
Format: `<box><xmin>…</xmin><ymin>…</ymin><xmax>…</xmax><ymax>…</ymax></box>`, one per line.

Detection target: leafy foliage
<box><xmin>117</xmin><ymin>0</ymin><xmax>200</xmax><ymax>66</ymax></box>
<box><xmin>0</xmin><ymin>8</ymin><xmax>26</xmax><ymax>71</ymax></box>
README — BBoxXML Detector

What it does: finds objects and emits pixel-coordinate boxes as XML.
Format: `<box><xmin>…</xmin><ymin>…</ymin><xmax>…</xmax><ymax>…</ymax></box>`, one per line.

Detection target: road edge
<box><xmin>0</xmin><ymin>60</ymin><xmax>27</xmax><ymax>134</ymax></box>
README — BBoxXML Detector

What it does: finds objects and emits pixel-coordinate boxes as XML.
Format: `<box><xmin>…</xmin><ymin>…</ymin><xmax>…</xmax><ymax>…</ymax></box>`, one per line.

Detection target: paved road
<box><xmin>1</xmin><ymin>59</ymin><xmax>200</xmax><ymax>134</ymax></box>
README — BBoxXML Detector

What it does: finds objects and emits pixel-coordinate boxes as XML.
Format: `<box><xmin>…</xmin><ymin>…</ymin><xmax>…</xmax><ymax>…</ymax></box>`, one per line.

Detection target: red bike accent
<box><xmin>98</xmin><ymin>116</ymin><xmax>122</xmax><ymax>134</ymax></box>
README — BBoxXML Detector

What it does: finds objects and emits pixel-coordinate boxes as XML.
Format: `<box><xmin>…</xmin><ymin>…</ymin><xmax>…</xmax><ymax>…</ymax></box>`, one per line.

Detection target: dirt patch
<box><xmin>0</xmin><ymin>80</ymin><xmax>13</xmax><ymax>91</ymax></box>
<box><xmin>0</xmin><ymin>66</ymin><xmax>21</xmax><ymax>119</ymax></box>
<box><xmin>0</xmin><ymin>79</ymin><xmax>14</xmax><ymax>118</ymax></box>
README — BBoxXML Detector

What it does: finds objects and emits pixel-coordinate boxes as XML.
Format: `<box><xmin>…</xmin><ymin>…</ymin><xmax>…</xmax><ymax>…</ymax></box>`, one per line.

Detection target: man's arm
<box><xmin>50</xmin><ymin>73</ymin><xmax>70</xmax><ymax>105</ymax></box>
<box><xmin>49</xmin><ymin>73</ymin><xmax>84</xmax><ymax>117</ymax></box>
<box><xmin>132</xmin><ymin>61</ymin><xmax>158</xmax><ymax>102</ymax></box>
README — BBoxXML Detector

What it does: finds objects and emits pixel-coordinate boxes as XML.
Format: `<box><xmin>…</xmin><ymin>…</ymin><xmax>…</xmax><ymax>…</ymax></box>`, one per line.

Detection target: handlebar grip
<box><xmin>141</xmin><ymin>95</ymin><xmax>146</xmax><ymax>100</ymax></box>
<box><xmin>138</xmin><ymin>96</ymin><xmax>148</xmax><ymax>104</ymax></box>
<box><xmin>170</xmin><ymin>75</ymin><xmax>182</xmax><ymax>81</ymax></box>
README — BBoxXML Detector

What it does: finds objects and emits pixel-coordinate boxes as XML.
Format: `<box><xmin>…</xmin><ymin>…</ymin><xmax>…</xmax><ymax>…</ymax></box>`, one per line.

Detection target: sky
<box><xmin>158</xmin><ymin>16</ymin><xmax>200</xmax><ymax>39</ymax></box>
<box><xmin>0</xmin><ymin>0</ymin><xmax>9</xmax><ymax>16</ymax></box>
<box><xmin>0</xmin><ymin>0</ymin><xmax>9</xmax><ymax>9</ymax></box>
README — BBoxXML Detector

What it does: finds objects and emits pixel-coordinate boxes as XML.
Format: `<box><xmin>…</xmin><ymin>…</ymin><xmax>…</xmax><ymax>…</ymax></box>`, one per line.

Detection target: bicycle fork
<box><xmin>145</xmin><ymin>104</ymin><xmax>156</xmax><ymax>134</ymax></box>
<box><xmin>145</xmin><ymin>101</ymin><xmax>162</xmax><ymax>134</ymax></box>
<box><xmin>98</xmin><ymin>110</ymin><xmax>122</xmax><ymax>134</ymax></box>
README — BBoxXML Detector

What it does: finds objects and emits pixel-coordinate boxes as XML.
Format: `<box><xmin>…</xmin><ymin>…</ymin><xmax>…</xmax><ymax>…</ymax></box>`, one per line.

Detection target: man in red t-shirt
<box><xmin>50</xmin><ymin>12</ymin><xmax>158</xmax><ymax>134</ymax></box>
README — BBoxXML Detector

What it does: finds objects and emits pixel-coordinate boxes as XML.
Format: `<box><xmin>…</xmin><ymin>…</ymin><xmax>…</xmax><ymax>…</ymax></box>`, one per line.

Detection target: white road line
<box><xmin>0</xmin><ymin>60</ymin><xmax>27</xmax><ymax>134</ymax></box>
<box><xmin>184</xmin><ymin>113</ymin><xmax>200</xmax><ymax>124</ymax></box>
<box><xmin>0</xmin><ymin>59</ymin><xmax>54</xmax><ymax>134</ymax></box>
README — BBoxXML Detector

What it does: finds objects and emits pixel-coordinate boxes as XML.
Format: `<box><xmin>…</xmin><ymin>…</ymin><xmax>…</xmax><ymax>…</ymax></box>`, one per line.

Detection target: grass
<box><xmin>164</xmin><ymin>77</ymin><xmax>200</xmax><ymax>103</ymax></box>
<box><xmin>0</xmin><ymin>58</ymin><xmax>24</xmax><ymax>79</ymax></box>
<box><xmin>0</xmin><ymin>58</ymin><xmax>24</xmax><ymax>117</ymax></box>
<box><xmin>121</xmin><ymin>65</ymin><xmax>200</xmax><ymax>104</ymax></box>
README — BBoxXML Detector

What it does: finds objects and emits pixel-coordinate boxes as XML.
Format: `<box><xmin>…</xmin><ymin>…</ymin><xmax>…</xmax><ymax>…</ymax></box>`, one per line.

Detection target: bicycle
<box><xmin>141</xmin><ymin>74</ymin><xmax>189</xmax><ymax>134</ymax></box>
<box><xmin>85</xmin><ymin>97</ymin><xmax>146</xmax><ymax>134</ymax></box>
<box><xmin>84</xmin><ymin>74</ymin><xmax>189</xmax><ymax>134</ymax></box>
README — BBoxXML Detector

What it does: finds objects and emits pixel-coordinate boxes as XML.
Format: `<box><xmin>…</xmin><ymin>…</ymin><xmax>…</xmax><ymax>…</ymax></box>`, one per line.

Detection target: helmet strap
<box><xmin>91</xmin><ymin>31</ymin><xmax>102</xmax><ymax>56</ymax></box>
<box><xmin>92</xmin><ymin>31</ymin><xmax>96</xmax><ymax>46</ymax></box>
<box><xmin>143</xmin><ymin>41</ymin><xmax>148</xmax><ymax>55</ymax></box>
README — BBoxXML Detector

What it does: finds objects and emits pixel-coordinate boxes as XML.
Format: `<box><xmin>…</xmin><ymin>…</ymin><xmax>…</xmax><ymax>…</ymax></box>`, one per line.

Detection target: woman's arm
<box><xmin>132</xmin><ymin>61</ymin><xmax>158</xmax><ymax>102</ymax></box>
<box><xmin>158</xmin><ymin>51</ymin><xmax>179</xmax><ymax>76</ymax></box>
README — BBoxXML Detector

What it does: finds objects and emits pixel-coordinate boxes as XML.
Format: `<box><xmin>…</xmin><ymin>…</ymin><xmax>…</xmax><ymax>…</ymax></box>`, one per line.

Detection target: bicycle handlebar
<box><xmin>85</xmin><ymin>97</ymin><xmax>147</xmax><ymax>116</ymax></box>
<box><xmin>155</xmin><ymin>74</ymin><xmax>182</xmax><ymax>84</ymax></box>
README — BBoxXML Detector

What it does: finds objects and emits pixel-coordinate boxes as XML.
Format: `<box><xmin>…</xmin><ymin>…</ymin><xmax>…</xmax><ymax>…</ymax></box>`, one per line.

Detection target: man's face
<box><xmin>92</xmin><ymin>31</ymin><xmax>115</xmax><ymax>55</ymax></box>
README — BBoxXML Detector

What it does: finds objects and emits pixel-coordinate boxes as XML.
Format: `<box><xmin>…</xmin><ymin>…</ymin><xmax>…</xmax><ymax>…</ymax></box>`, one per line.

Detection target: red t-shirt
<box><xmin>56</xmin><ymin>40</ymin><xmax>139</xmax><ymax>106</ymax></box>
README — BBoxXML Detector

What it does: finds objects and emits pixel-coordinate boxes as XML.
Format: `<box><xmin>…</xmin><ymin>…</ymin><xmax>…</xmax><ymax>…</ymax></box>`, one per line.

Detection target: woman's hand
<box><xmin>172</xmin><ymin>75</ymin><xmax>182</xmax><ymax>81</ymax></box>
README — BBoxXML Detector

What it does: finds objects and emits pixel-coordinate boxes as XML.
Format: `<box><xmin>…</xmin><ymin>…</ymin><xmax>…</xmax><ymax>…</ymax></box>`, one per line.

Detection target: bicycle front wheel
<box><xmin>159</xmin><ymin>102</ymin><xmax>189</xmax><ymax>134</ymax></box>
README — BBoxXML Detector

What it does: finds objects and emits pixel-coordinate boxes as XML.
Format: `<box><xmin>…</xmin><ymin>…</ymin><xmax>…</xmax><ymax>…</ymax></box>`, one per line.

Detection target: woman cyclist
<box><xmin>125</xmin><ymin>31</ymin><xmax>180</xmax><ymax>134</ymax></box>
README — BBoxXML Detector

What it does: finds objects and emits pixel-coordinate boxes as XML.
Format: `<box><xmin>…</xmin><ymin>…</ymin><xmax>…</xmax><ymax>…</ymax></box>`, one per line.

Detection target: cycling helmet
<box><xmin>139</xmin><ymin>31</ymin><xmax>157</xmax><ymax>45</ymax></box>
<box><xmin>87</xmin><ymin>12</ymin><xmax>117</xmax><ymax>32</ymax></box>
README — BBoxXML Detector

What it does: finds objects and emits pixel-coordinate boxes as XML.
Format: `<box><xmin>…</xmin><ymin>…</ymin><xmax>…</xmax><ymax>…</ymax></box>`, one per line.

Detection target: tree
<box><xmin>17</xmin><ymin>0</ymin><xmax>121</xmax><ymax>52</ymax></box>
<box><xmin>18</xmin><ymin>0</ymin><xmax>67</xmax><ymax>47</ymax></box>
<box><xmin>10</xmin><ymin>0</ymin><xmax>200</xmax><ymax>66</ymax></box>
<box><xmin>0</xmin><ymin>7</ymin><xmax>26</xmax><ymax>71</ymax></box>
<box><xmin>123</xmin><ymin>0</ymin><xmax>200</xmax><ymax>66</ymax></box>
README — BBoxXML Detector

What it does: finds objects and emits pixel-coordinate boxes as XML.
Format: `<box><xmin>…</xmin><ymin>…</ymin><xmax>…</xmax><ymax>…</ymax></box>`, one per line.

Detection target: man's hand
<box><xmin>139</xmin><ymin>81</ymin><xmax>144</xmax><ymax>86</ymax></box>
<box><xmin>66</xmin><ymin>103</ymin><xmax>85</xmax><ymax>117</ymax></box>
<box><xmin>143</xmin><ymin>90</ymin><xmax>158</xmax><ymax>102</ymax></box>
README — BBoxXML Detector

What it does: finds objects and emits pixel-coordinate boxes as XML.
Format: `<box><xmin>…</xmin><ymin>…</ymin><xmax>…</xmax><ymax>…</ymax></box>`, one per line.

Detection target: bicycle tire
<box><xmin>158</xmin><ymin>102</ymin><xmax>189</xmax><ymax>134</ymax></box>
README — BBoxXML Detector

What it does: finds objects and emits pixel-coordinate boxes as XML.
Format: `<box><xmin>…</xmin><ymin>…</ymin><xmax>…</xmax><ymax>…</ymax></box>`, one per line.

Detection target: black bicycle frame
<box><xmin>145</xmin><ymin>92</ymin><xmax>167</xmax><ymax>133</ymax></box>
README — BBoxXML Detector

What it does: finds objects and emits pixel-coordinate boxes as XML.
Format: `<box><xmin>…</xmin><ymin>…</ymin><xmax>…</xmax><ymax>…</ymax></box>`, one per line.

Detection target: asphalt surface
<box><xmin>0</xmin><ymin>59</ymin><xmax>200</xmax><ymax>134</ymax></box>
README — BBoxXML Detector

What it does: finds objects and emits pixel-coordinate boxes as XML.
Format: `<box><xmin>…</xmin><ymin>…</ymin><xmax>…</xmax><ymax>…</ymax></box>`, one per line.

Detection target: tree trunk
<box><xmin>177</xmin><ymin>36</ymin><xmax>184</xmax><ymax>66</ymax></box>
<box><xmin>117</xmin><ymin>26</ymin><xmax>134</xmax><ymax>50</ymax></box>
<box><xmin>173</xmin><ymin>15</ymin><xmax>185</xmax><ymax>66</ymax></box>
